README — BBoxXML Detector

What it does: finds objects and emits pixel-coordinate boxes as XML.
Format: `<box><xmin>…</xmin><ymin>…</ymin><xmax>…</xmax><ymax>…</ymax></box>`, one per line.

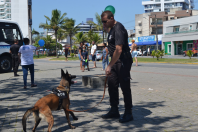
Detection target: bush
<box><xmin>160</xmin><ymin>49</ymin><xmax>165</xmax><ymax>58</ymax></box>
<box><xmin>186</xmin><ymin>50</ymin><xmax>193</xmax><ymax>59</ymax></box>
<box><xmin>70</xmin><ymin>53</ymin><xmax>75</xmax><ymax>58</ymax></box>
<box><xmin>151</xmin><ymin>50</ymin><xmax>156</xmax><ymax>58</ymax></box>
<box><xmin>155</xmin><ymin>50</ymin><xmax>161</xmax><ymax>60</ymax></box>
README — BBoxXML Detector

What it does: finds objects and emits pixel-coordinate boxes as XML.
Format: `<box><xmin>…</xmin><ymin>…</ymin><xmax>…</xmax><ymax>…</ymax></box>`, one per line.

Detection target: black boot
<box><xmin>101</xmin><ymin>106</ymin><xmax>120</xmax><ymax>119</ymax></box>
<box><xmin>119</xmin><ymin>109</ymin><xmax>133</xmax><ymax>123</ymax></box>
<box><xmin>14</xmin><ymin>72</ymin><xmax>19</xmax><ymax>77</ymax></box>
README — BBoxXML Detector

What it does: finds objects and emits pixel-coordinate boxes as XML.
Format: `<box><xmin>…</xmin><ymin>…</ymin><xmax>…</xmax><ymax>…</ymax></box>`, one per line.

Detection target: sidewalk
<box><xmin>0</xmin><ymin>61</ymin><xmax>197</xmax><ymax>132</ymax></box>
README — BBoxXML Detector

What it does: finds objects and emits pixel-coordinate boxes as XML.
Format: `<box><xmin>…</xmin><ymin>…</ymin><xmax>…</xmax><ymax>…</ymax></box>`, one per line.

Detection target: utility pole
<box><xmin>155</xmin><ymin>14</ymin><xmax>159</xmax><ymax>50</ymax></box>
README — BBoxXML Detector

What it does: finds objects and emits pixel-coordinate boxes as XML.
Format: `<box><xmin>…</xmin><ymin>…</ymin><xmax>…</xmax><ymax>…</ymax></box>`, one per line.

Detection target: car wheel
<box><xmin>0</xmin><ymin>56</ymin><xmax>12</xmax><ymax>73</ymax></box>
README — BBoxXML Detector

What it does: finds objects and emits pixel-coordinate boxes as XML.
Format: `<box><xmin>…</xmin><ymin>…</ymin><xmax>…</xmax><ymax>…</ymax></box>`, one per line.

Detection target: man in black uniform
<box><xmin>101</xmin><ymin>11</ymin><xmax>133</xmax><ymax>123</ymax></box>
<box><xmin>10</xmin><ymin>39</ymin><xmax>20</xmax><ymax>76</ymax></box>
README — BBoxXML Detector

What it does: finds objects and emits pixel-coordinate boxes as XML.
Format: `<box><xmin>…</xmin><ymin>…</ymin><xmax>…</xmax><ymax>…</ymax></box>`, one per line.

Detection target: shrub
<box><xmin>151</xmin><ymin>50</ymin><xmax>156</xmax><ymax>58</ymax></box>
<box><xmin>70</xmin><ymin>53</ymin><xmax>75</xmax><ymax>58</ymax></box>
<box><xmin>155</xmin><ymin>50</ymin><xmax>161</xmax><ymax>60</ymax></box>
<box><xmin>160</xmin><ymin>49</ymin><xmax>165</xmax><ymax>58</ymax></box>
<box><xmin>186</xmin><ymin>50</ymin><xmax>193</xmax><ymax>59</ymax></box>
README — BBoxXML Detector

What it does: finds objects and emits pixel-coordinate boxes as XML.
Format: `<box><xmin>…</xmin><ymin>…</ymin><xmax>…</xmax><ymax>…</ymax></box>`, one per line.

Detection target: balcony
<box><xmin>151</xmin><ymin>31</ymin><xmax>163</xmax><ymax>34</ymax></box>
<box><xmin>151</xmin><ymin>22</ymin><xmax>163</xmax><ymax>25</ymax></box>
<box><xmin>165</xmin><ymin>29</ymin><xmax>198</xmax><ymax>35</ymax></box>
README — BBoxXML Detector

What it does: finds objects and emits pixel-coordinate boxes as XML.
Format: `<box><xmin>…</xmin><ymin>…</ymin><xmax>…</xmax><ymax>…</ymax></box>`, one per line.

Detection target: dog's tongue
<box><xmin>71</xmin><ymin>81</ymin><xmax>77</xmax><ymax>84</ymax></box>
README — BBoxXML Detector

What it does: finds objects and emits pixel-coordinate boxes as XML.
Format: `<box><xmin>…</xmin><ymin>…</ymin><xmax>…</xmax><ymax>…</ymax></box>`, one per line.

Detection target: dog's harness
<box><xmin>52</xmin><ymin>87</ymin><xmax>68</xmax><ymax>110</ymax></box>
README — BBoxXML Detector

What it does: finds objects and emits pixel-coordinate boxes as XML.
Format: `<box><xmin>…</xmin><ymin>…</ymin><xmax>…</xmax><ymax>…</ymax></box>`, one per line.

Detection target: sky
<box><xmin>32</xmin><ymin>0</ymin><xmax>198</xmax><ymax>33</ymax></box>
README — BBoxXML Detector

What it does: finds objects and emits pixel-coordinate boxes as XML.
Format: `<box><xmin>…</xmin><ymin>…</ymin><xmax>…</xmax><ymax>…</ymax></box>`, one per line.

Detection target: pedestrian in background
<box><xmin>18</xmin><ymin>38</ymin><xmax>41</xmax><ymax>89</ymax></box>
<box><xmin>78</xmin><ymin>42</ymin><xmax>83</xmax><ymax>70</ymax></box>
<box><xmin>91</xmin><ymin>41</ymin><xmax>97</xmax><ymax>68</ymax></box>
<box><xmin>131</xmin><ymin>40</ymin><xmax>138</xmax><ymax>67</ymax></box>
<box><xmin>101</xmin><ymin>11</ymin><xmax>133</xmax><ymax>123</ymax></box>
<box><xmin>10</xmin><ymin>39</ymin><xmax>20</xmax><ymax>76</ymax></box>
<box><xmin>64</xmin><ymin>47</ymin><xmax>68</xmax><ymax>61</ymax></box>
<box><xmin>81</xmin><ymin>45</ymin><xmax>90</xmax><ymax>72</ymax></box>
<box><xmin>101</xmin><ymin>43</ymin><xmax>109</xmax><ymax>71</ymax></box>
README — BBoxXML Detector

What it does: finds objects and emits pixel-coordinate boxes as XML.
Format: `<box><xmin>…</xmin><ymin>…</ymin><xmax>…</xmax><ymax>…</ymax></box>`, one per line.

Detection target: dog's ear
<box><xmin>61</xmin><ymin>69</ymin><xmax>65</xmax><ymax>78</ymax></box>
<box><xmin>65</xmin><ymin>70</ymin><xmax>69</xmax><ymax>79</ymax></box>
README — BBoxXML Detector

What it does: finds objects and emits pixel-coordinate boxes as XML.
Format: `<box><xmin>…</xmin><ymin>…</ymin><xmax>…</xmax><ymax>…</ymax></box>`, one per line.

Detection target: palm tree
<box><xmin>73</xmin><ymin>32</ymin><xmax>88</xmax><ymax>44</ymax></box>
<box><xmin>87</xmin><ymin>12</ymin><xmax>105</xmax><ymax>43</ymax></box>
<box><xmin>32</xmin><ymin>28</ymin><xmax>39</xmax><ymax>35</ymax></box>
<box><xmin>39</xmin><ymin>9</ymin><xmax>67</xmax><ymax>58</ymax></box>
<box><xmin>62</xmin><ymin>18</ymin><xmax>79</xmax><ymax>48</ymax></box>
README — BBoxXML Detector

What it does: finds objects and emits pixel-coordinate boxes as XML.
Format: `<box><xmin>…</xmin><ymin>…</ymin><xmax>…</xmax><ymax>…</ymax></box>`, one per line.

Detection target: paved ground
<box><xmin>0</xmin><ymin>60</ymin><xmax>198</xmax><ymax>132</ymax></box>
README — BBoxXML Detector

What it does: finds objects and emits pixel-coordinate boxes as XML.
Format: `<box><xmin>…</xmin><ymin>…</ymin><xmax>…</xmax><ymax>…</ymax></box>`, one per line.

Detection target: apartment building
<box><xmin>142</xmin><ymin>0</ymin><xmax>194</xmax><ymax>13</ymax></box>
<box><xmin>0</xmin><ymin>0</ymin><xmax>32</xmax><ymax>42</ymax></box>
<box><xmin>162</xmin><ymin>15</ymin><xmax>198</xmax><ymax>56</ymax></box>
<box><xmin>135</xmin><ymin>9</ymin><xmax>198</xmax><ymax>38</ymax></box>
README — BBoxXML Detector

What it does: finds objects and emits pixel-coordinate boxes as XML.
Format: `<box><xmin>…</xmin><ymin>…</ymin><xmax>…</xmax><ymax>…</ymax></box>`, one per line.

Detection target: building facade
<box><xmin>135</xmin><ymin>9</ymin><xmax>198</xmax><ymax>37</ymax></box>
<box><xmin>142</xmin><ymin>0</ymin><xmax>194</xmax><ymax>13</ymax></box>
<box><xmin>0</xmin><ymin>0</ymin><xmax>32</xmax><ymax>43</ymax></box>
<box><xmin>162</xmin><ymin>15</ymin><xmax>198</xmax><ymax>55</ymax></box>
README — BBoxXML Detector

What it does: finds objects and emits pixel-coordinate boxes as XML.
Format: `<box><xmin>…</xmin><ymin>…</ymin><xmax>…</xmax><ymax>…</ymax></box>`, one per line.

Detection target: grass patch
<box><xmin>136</xmin><ymin>57</ymin><xmax>198</xmax><ymax>64</ymax></box>
<box><xmin>50</xmin><ymin>56</ymin><xmax>79</xmax><ymax>61</ymax></box>
<box><xmin>33</xmin><ymin>55</ymin><xmax>48</xmax><ymax>59</ymax></box>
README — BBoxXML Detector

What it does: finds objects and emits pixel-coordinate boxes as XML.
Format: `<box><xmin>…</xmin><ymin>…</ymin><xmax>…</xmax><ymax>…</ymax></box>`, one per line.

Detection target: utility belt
<box><xmin>110</xmin><ymin>51</ymin><xmax>132</xmax><ymax>63</ymax></box>
<box><xmin>12</xmin><ymin>54</ymin><xmax>19</xmax><ymax>59</ymax></box>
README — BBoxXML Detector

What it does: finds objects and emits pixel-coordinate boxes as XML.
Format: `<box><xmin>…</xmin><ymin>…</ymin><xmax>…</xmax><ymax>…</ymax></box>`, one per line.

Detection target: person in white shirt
<box><xmin>91</xmin><ymin>41</ymin><xmax>97</xmax><ymax>68</ymax></box>
<box><xmin>18</xmin><ymin>38</ymin><xmax>41</xmax><ymax>89</ymax></box>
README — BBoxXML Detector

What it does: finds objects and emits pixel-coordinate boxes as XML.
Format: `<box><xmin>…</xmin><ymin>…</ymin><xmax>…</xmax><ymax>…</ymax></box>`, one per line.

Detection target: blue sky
<box><xmin>32</xmin><ymin>0</ymin><xmax>198</xmax><ymax>32</ymax></box>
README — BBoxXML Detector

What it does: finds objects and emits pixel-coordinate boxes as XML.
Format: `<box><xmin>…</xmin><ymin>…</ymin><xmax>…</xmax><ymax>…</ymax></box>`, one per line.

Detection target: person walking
<box><xmin>101</xmin><ymin>11</ymin><xmax>133</xmax><ymax>123</ymax></box>
<box><xmin>131</xmin><ymin>40</ymin><xmax>138</xmax><ymax>66</ymax></box>
<box><xmin>81</xmin><ymin>45</ymin><xmax>90</xmax><ymax>72</ymax></box>
<box><xmin>78</xmin><ymin>42</ymin><xmax>83</xmax><ymax>70</ymax></box>
<box><xmin>91</xmin><ymin>41</ymin><xmax>97</xmax><ymax>68</ymax></box>
<box><xmin>64</xmin><ymin>47</ymin><xmax>69</xmax><ymax>61</ymax></box>
<box><xmin>101</xmin><ymin>43</ymin><xmax>109</xmax><ymax>71</ymax></box>
<box><xmin>18</xmin><ymin>38</ymin><xmax>41</xmax><ymax>89</ymax></box>
<box><xmin>10</xmin><ymin>39</ymin><xmax>20</xmax><ymax>76</ymax></box>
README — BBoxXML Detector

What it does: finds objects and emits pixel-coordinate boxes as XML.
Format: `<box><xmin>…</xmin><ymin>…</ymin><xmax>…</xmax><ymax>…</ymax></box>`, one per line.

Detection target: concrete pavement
<box><xmin>0</xmin><ymin>60</ymin><xmax>198</xmax><ymax>132</ymax></box>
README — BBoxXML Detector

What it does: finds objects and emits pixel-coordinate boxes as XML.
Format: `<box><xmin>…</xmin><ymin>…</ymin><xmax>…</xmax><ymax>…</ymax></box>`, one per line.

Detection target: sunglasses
<box><xmin>102</xmin><ymin>21</ymin><xmax>107</xmax><ymax>23</ymax></box>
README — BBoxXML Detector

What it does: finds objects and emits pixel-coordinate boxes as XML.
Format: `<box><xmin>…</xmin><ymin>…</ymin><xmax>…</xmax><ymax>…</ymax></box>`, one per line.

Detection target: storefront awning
<box><xmin>135</xmin><ymin>41</ymin><xmax>162</xmax><ymax>46</ymax></box>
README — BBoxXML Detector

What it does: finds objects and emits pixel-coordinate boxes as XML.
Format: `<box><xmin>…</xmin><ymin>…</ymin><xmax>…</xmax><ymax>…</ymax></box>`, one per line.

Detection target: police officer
<box><xmin>10</xmin><ymin>39</ymin><xmax>20</xmax><ymax>76</ymax></box>
<box><xmin>101</xmin><ymin>11</ymin><xmax>133</xmax><ymax>123</ymax></box>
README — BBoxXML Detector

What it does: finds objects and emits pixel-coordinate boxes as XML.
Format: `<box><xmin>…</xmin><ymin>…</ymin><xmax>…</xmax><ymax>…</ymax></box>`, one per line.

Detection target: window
<box><xmin>187</xmin><ymin>43</ymin><xmax>193</xmax><ymax>49</ymax></box>
<box><xmin>189</xmin><ymin>25</ymin><xmax>192</xmax><ymax>30</ymax></box>
<box><xmin>170</xmin><ymin>17</ymin><xmax>174</xmax><ymax>20</ymax></box>
<box><xmin>168</xmin><ymin>44</ymin><xmax>171</xmax><ymax>53</ymax></box>
<box><xmin>174</xmin><ymin>26</ymin><xmax>180</xmax><ymax>32</ymax></box>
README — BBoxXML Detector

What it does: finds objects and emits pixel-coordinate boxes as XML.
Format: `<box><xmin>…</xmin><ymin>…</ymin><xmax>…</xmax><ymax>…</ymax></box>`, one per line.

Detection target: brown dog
<box><xmin>22</xmin><ymin>69</ymin><xmax>78</xmax><ymax>132</ymax></box>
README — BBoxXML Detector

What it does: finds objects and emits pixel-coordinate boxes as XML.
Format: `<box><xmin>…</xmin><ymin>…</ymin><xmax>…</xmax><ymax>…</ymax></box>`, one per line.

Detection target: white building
<box><xmin>0</xmin><ymin>0</ymin><xmax>32</xmax><ymax>42</ymax></box>
<box><xmin>162</xmin><ymin>15</ymin><xmax>198</xmax><ymax>56</ymax></box>
<box><xmin>142</xmin><ymin>0</ymin><xmax>194</xmax><ymax>13</ymax></box>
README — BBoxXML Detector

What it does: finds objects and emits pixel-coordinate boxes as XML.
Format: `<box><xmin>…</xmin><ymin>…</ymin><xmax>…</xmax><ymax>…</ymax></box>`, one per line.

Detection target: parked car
<box><xmin>183</xmin><ymin>48</ymin><xmax>198</xmax><ymax>57</ymax></box>
<box><xmin>89</xmin><ymin>50</ymin><xmax>103</xmax><ymax>61</ymax></box>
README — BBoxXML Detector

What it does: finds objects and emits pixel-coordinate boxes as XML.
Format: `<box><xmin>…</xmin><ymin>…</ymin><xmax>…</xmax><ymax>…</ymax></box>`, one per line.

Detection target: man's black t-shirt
<box><xmin>107</xmin><ymin>22</ymin><xmax>130</xmax><ymax>59</ymax></box>
<box><xmin>10</xmin><ymin>44</ymin><xmax>20</xmax><ymax>55</ymax></box>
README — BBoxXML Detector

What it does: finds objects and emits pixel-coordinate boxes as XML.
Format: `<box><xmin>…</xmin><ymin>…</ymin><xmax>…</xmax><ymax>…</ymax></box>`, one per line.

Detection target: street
<box><xmin>0</xmin><ymin>59</ymin><xmax>198</xmax><ymax>132</ymax></box>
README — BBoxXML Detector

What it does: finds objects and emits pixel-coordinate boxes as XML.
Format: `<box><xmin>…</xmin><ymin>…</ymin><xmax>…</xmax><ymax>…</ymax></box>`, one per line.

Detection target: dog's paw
<box><xmin>70</xmin><ymin>125</ymin><xmax>76</xmax><ymax>129</ymax></box>
<box><xmin>73</xmin><ymin>116</ymin><xmax>78</xmax><ymax>120</ymax></box>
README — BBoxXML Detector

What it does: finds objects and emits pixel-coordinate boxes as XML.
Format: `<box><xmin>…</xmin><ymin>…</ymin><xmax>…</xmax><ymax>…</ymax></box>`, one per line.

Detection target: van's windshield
<box><xmin>0</xmin><ymin>22</ymin><xmax>23</xmax><ymax>46</ymax></box>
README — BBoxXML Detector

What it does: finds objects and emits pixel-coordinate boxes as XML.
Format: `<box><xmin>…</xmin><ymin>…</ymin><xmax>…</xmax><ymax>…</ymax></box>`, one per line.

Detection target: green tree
<box><xmin>155</xmin><ymin>50</ymin><xmax>161</xmax><ymax>60</ymax></box>
<box><xmin>160</xmin><ymin>49</ymin><xmax>165</xmax><ymax>58</ymax></box>
<box><xmin>186</xmin><ymin>50</ymin><xmax>193</xmax><ymax>59</ymax></box>
<box><xmin>32</xmin><ymin>28</ymin><xmax>39</xmax><ymax>36</ymax></box>
<box><xmin>62</xmin><ymin>18</ymin><xmax>79</xmax><ymax>48</ymax></box>
<box><xmin>151</xmin><ymin>50</ymin><xmax>156</xmax><ymax>58</ymax></box>
<box><xmin>39</xmin><ymin>9</ymin><xmax>67</xmax><ymax>58</ymax></box>
<box><xmin>73</xmin><ymin>32</ymin><xmax>88</xmax><ymax>44</ymax></box>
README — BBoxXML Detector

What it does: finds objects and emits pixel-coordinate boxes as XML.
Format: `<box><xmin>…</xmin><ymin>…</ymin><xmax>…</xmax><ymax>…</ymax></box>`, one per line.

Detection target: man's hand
<box><xmin>92</xmin><ymin>54</ymin><xmax>94</xmax><ymax>57</ymax></box>
<box><xmin>105</xmin><ymin>65</ymin><xmax>111</xmax><ymax>76</ymax></box>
